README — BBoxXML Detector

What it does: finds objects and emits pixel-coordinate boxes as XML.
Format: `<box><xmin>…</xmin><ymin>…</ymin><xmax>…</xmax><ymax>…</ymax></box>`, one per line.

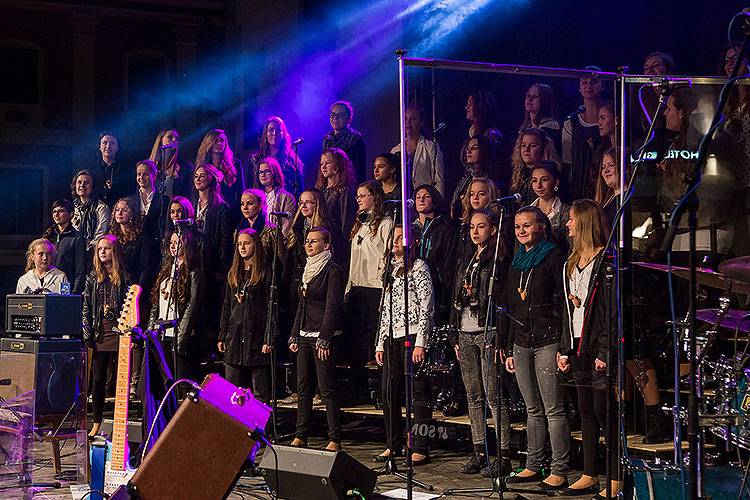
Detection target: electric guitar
<box><xmin>97</xmin><ymin>284</ymin><xmax>141</xmax><ymax>494</ymax></box>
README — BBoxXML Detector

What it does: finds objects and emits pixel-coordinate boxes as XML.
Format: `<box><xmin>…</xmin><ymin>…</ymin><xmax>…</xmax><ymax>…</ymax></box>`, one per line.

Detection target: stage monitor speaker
<box><xmin>0</xmin><ymin>339</ymin><xmax>85</xmax><ymax>416</ymax></box>
<box><xmin>258</xmin><ymin>445</ymin><xmax>377</xmax><ymax>500</ymax></box>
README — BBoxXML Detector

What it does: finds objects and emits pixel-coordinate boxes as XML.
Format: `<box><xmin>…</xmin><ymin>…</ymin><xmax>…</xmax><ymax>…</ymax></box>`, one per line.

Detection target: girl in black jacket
<box><xmin>502</xmin><ymin>206</ymin><xmax>569</xmax><ymax>490</ymax></box>
<box><xmin>557</xmin><ymin>199</ymin><xmax>620</xmax><ymax>498</ymax></box>
<box><xmin>288</xmin><ymin>227</ymin><xmax>346</xmax><ymax>451</ymax></box>
<box><xmin>82</xmin><ymin>235</ymin><xmax>132</xmax><ymax>436</ymax></box>
<box><xmin>450</xmin><ymin>209</ymin><xmax>511</xmax><ymax>476</ymax></box>
<box><xmin>43</xmin><ymin>199</ymin><xmax>87</xmax><ymax>294</ymax></box>
<box><xmin>218</xmin><ymin>228</ymin><xmax>273</xmax><ymax>403</ymax></box>
<box><xmin>412</xmin><ymin>184</ymin><xmax>456</xmax><ymax>326</ymax></box>
<box><xmin>148</xmin><ymin>231</ymin><xmax>205</xmax><ymax>387</ymax></box>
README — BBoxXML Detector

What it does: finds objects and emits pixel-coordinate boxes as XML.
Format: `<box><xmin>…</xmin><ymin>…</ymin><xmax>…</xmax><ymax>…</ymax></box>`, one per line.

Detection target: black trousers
<box><xmin>92</xmin><ymin>350</ymin><xmax>117</xmax><ymax>424</ymax></box>
<box><xmin>380</xmin><ymin>338</ymin><xmax>433</xmax><ymax>454</ymax></box>
<box><xmin>224</xmin><ymin>363</ymin><xmax>270</xmax><ymax>404</ymax></box>
<box><xmin>162</xmin><ymin>335</ymin><xmax>201</xmax><ymax>396</ymax></box>
<box><xmin>346</xmin><ymin>286</ymin><xmax>382</xmax><ymax>389</ymax></box>
<box><xmin>296</xmin><ymin>337</ymin><xmax>342</xmax><ymax>443</ymax></box>
<box><xmin>572</xmin><ymin>351</ymin><xmax>619</xmax><ymax>479</ymax></box>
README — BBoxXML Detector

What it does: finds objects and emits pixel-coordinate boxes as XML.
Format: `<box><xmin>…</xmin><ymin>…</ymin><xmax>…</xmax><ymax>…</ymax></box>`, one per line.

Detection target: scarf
<box><xmin>301</xmin><ymin>249</ymin><xmax>332</xmax><ymax>289</ymax></box>
<box><xmin>512</xmin><ymin>239</ymin><xmax>556</xmax><ymax>272</ymax></box>
<box><xmin>73</xmin><ymin>197</ymin><xmax>98</xmax><ymax>242</ymax></box>
<box><xmin>322</xmin><ymin>125</ymin><xmax>362</xmax><ymax>152</ymax></box>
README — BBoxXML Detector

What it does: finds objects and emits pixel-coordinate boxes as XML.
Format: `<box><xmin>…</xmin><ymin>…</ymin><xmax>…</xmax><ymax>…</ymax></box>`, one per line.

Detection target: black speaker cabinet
<box><xmin>0</xmin><ymin>338</ymin><xmax>85</xmax><ymax>416</ymax></box>
<box><xmin>259</xmin><ymin>445</ymin><xmax>377</xmax><ymax>500</ymax></box>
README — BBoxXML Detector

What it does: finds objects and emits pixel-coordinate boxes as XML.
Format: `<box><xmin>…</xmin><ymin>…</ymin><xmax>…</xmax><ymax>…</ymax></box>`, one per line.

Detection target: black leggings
<box><xmin>573</xmin><ymin>353</ymin><xmax>619</xmax><ymax>479</ymax></box>
<box><xmin>91</xmin><ymin>350</ymin><xmax>117</xmax><ymax>424</ymax></box>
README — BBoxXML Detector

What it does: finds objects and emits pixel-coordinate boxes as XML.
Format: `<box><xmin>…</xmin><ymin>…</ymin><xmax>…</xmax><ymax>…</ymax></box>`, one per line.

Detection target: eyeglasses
<box><xmin>329</xmin><ymin>112</ymin><xmax>348</xmax><ymax>120</ymax></box>
<box><xmin>51</xmin><ymin>209</ymin><xmax>69</xmax><ymax>215</ymax></box>
<box><xmin>356</xmin><ymin>193</ymin><xmax>372</xmax><ymax>200</ymax></box>
<box><xmin>726</xmin><ymin>54</ymin><xmax>740</xmax><ymax>64</ymax></box>
<box><xmin>258</xmin><ymin>169</ymin><xmax>272</xmax><ymax>176</ymax></box>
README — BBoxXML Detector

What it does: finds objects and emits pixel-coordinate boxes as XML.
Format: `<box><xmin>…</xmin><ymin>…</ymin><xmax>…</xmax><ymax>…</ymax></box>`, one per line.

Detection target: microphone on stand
<box><xmin>383</xmin><ymin>199</ymin><xmax>415</xmax><ymax>207</ymax></box>
<box><xmin>651</xmin><ymin>77</ymin><xmax>692</xmax><ymax>92</ymax></box>
<box><xmin>292</xmin><ymin>137</ymin><xmax>304</xmax><ymax>146</ymax></box>
<box><xmin>432</xmin><ymin>123</ymin><xmax>446</xmax><ymax>135</ymax></box>
<box><xmin>488</xmin><ymin>193</ymin><xmax>523</xmax><ymax>205</ymax></box>
<box><xmin>564</xmin><ymin>105</ymin><xmax>586</xmax><ymax>122</ymax></box>
<box><xmin>173</xmin><ymin>218</ymin><xmax>194</xmax><ymax>226</ymax></box>
<box><xmin>269</xmin><ymin>211</ymin><xmax>292</xmax><ymax>219</ymax></box>
<box><xmin>159</xmin><ymin>142</ymin><xmax>176</xmax><ymax>150</ymax></box>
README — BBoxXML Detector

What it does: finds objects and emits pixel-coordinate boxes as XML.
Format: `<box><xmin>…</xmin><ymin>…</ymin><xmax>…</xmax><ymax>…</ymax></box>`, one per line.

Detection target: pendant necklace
<box><xmin>518</xmin><ymin>268</ymin><xmax>533</xmax><ymax>301</ymax></box>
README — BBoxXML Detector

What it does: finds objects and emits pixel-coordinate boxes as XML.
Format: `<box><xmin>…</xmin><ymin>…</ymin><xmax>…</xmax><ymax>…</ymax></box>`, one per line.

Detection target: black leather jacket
<box><xmin>81</xmin><ymin>271</ymin><xmax>132</xmax><ymax>347</ymax></box>
<box><xmin>147</xmin><ymin>268</ymin><xmax>204</xmax><ymax>355</ymax></box>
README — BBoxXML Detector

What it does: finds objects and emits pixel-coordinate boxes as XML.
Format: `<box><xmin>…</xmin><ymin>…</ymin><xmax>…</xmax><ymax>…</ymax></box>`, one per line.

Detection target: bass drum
<box><xmin>416</xmin><ymin>326</ymin><xmax>455</xmax><ymax>377</ymax></box>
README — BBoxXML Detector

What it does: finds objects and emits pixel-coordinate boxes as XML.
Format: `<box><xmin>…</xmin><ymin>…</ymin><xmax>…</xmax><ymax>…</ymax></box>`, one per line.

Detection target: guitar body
<box><xmin>91</xmin><ymin>285</ymin><xmax>141</xmax><ymax>496</ymax></box>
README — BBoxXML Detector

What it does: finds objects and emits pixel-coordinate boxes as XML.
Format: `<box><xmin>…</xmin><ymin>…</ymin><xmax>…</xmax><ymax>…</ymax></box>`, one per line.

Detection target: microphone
<box><xmin>159</xmin><ymin>142</ymin><xmax>176</xmax><ymax>150</ymax></box>
<box><xmin>269</xmin><ymin>211</ymin><xmax>292</xmax><ymax>218</ymax></box>
<box><xmin>383</xmin><ymin>199</ymin><xmax>415</xmax><ymax>207</ymax></box>
<box><xmin>489</xmin><ymin>193</ymin><xmax>522</xmax><ymax>204</ymax></box>
<box><xmin>565</xmin><ymin>105</ymin><xmax>586</xmax><ymax>122</ymax></box>
<box><xmin>432</xmin><ymin>123</ymin><xmax>446</xmax><ymax>135</ymax></box>
<box><xmin>0</xmin><ymin>378</ymin><xmax>11</xmax><ymax>386</ymax></box>
<box><xmin>651</xmin><ymin>77</ymin><xmax>692</xmax><ymax>92</ymax></box>
<box><xmin>173</xmin><ymin>218</ymin><xmax>194</xmax><ymax>226</ymax></box>
<box><xmin>292</xmin><ymin>137</ymin><xmax>304</xmax><ymax>146</ymax></box>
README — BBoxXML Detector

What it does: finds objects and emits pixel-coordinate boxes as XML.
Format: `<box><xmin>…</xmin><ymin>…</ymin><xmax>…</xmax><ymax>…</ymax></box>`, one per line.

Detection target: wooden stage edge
<box><xmin>274</xmin><ymin>401</ymin><xmax>712</xmax><ymax>454</ymax></box>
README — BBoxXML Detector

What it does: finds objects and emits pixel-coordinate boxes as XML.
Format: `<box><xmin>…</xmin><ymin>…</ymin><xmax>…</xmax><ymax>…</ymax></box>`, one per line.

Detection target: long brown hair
<box><xmin>195</xmin><ymin>129</ymin><xmax>237</xmax><ymax>186</ymax></box>
<box><xmin>227</xmin><ymin>228</ymin><xmax>266</xmax><ymax>289</ymax></box>
<box><xmin>148</xmin><ymin>128</ymin><xmax>180</xmax><ymax>175</ymax></box>
<box><xmin>94</xmin><ymin>235</ymin><xmax>125</xmax><ymax>287</ymax></box>
<box><xmin>253</xmin><ymin>157</ymin><xmax>284</xmax><ymax>190</ymax></box>
<box><xmin>315</xmin><ymin>148</ymin><xmax>357</xmax><ymax>196</ymax></box>
<box><xmin>287</xmin><ymin>189</ymin><xmax>330</xmax><ymax>249</ymax></box>
<box><xmin>109</xmin><ymin>197</ymin><xmax>144</xmax><ymax>245</ymax></box>
<box><xmin>150</xmin><ymin>232</ymin><xmax>198</xmax><ymax>312</ymax></box>
<box><xmin>350</xmin><ymin>181</ymin><xmax>385</xmax><ymax>240</ymax></box>
<box><xmin>510</xmin><ymin>129</ymin><xmax>562</xmax><ymax>193</ymax></box>
<box><xmin>191</xmin><ymin>164</ymin><xmax>225</xmax><ymax>209</ymax></box>
<box><xmin>566</xmin><ymin>199</ymin><xmax>608</xmax><ymax>279</ymax></box>
<box><xmin>518</xmin><ymin>83</ymin><xmax>560</xmax><ymax>133</ymax></box>
<box><xmin>594</xmin><ymin>147</ymin><xmax>631</xmax><ymax>206</ymax></box>
<box><xmin>387</xmin><ymin>224</ymin><xmax>416</xmax><ymax>278</ymax></box>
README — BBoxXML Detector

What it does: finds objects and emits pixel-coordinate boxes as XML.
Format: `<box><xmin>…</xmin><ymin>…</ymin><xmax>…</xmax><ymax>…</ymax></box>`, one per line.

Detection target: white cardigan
<box><xmin>391</xmin><ymin>135</ymin><xmax>445</xmax><ymax>196</ymax></box>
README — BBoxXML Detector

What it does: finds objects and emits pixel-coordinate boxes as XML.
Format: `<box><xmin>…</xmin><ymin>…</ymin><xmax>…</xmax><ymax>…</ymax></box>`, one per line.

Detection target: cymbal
<box><xmin>719</xmin><ymin>257</ymin><xmax>750</xmax><ymax>284</ymax></box>
<box><xmin>632</xmin><ymin>262</ymin><xmax>750</xmax><ymax>293</ymax></box>
<box><xmin>672</xmin><ymin>268</ymin><xmax>750</xmax><ymax>295</ymax></box>
<box><xmin>632</xmin><ymin>261</ymin><xmax>689</xmax><ymax>273</ymax></box>
<box><xmin>696</xmin><ymin>308</ymin><xmax>750</xmax><ymax>333</ymax></box>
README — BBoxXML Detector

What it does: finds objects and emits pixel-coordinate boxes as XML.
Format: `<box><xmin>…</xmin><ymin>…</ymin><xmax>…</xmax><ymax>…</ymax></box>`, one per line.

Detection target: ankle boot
<box><xmin>643</xmin><ymin>403</ymin><xmax>671</xmax><ymax>444</ymax></box>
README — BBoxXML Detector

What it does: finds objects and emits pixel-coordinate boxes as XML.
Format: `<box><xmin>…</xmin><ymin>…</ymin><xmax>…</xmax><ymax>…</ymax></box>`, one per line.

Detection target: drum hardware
<box><xmin>719</xmin><ymin>256</ymin><xmax>750</xmax><ymax>285</ymax></box>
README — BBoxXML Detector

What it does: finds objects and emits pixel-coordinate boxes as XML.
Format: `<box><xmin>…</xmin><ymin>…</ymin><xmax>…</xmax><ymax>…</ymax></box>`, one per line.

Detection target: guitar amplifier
<box><xmin>6</xmin><ymin>294</ymin><xmax>82</xmax><ymax>337</ymax></box>
<box><xmin>127</xmin><ymin>374</ymin><xmax>272</xmax><ymax>500</ymax></box>
<box><xmin>0</xmin><ymin>338</ymin><xmax>85</xmax><ymax>416</ymax></box>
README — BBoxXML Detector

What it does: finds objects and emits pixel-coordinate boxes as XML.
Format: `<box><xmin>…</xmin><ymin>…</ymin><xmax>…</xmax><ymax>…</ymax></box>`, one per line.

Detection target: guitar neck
<box><xmin>110</xmin><ymin>329</ymin><xmax>132</xmax><ymax>472</ymax></box>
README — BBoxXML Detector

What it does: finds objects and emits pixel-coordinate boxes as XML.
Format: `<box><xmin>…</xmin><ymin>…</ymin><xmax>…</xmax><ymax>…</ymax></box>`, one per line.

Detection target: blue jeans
<box><xmin>513</xmin><ymin>342</ymin><xmax>569</xmax><ymax>477</ymax></box>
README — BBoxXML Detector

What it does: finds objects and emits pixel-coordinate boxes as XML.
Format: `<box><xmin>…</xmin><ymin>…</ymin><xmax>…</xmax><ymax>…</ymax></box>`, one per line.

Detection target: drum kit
<box><xmin>634</xmin><ymin>257</ymin><xmax>750</xmax><ymax>453</ymax></box>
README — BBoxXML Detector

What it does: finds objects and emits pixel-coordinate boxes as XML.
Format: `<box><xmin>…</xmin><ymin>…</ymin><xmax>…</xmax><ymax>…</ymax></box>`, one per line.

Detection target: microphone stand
<box><xmin>658</xmin><ymin>23</ymin><xmax>750</xmax><ymax>500</ymax></box>
<box><xmin>169</xmin><ymin>224</ymin><xmax>184</xmax><ymax>389</ymax></box>
<box><xmin>266</xmin><ymin>213</ymin><xmax>284</xmax><ymax>442</ymax></box>
<box><xmin>292</xmin><ymin>143</ymin><xmax>300</xmax><ymax>200</ymax></box>
<box><xmin>441</xmin><ymin>203</ymin><xmax>506</xmax><ymax>499</ymax></box>
<box><xmin>375</xmin><ymin>202</ymin><xmax>432</xmax><ymax>493</ymax></box>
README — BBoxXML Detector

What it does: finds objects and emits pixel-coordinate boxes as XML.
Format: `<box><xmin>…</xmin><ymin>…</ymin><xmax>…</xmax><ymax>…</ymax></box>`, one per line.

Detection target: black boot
<box><xmin>643</xmin><ymin>403</ymin><xmax>671</xmax><ymax>444</ymax></box>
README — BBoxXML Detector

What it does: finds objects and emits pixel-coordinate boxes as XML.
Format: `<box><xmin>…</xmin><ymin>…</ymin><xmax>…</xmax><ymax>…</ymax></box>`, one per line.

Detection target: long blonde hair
<box><xmin>195</xmin><ymin>129</ymin><xmax>237</xmax><ymax>186</ymax></box>
<box><xmin>460</xmin><ymin>178</ymin><xmax>500</xmax><ymax>224</ymax></box>
<box><xmin>148</xmin><ymin>129</ymin><xmax>180</xmax><ymax>175</ymax></box>
<box><xmin>93</xmin><ymin>234</ymin><xmax>125</xmax><ymax>286</ymax></box>
<box><xmin>287</xmin><ymin>189</ymin><xmax>330</xmax><ymax>249</ymax></box>
<box><xmin>566</xmin><ymin>199</ymin><xmax>608</xmax><ymax>279</ymax></box>
<box><xmin>25</xmin><ymin>238</ymin><xmax>55</xmax><ymax>272</ymax></box>
<box><xmin>227</xmin><ymin>228</ymin><xmax>266</xmax><ymax>288</ymax></box>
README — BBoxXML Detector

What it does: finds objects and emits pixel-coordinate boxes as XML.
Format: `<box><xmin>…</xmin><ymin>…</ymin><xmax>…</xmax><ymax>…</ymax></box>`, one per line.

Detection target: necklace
<box><xmin>569</xmin><ymin>255</ymin><xmax>595</xmax><ymax>308</ymax></box>
<box><xmin>518</xmin><ymin>268</ymin><xmax>533</xmax><ymax>301</ymax></box>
